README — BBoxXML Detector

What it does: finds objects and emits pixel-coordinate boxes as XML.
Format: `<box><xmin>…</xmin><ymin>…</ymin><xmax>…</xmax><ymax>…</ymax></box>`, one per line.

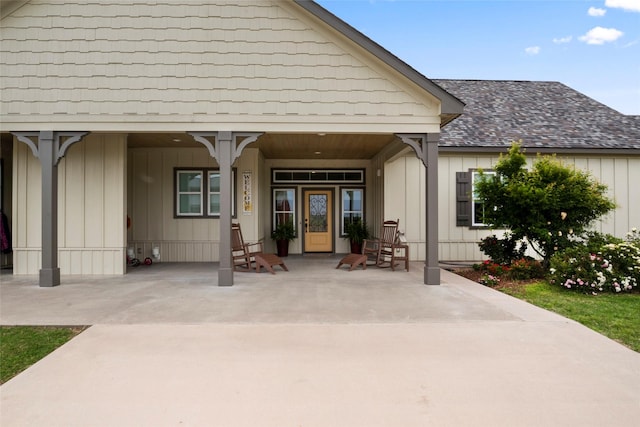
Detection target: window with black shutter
<box><xmin>456</xmin><ymin>171</ymin><xmax>471</xmax><ymax>226</ymax></box>
<box><xmin>456</xmin><ymin>169</ymin><xmax>497</xmax><ymax>228</ymax></box>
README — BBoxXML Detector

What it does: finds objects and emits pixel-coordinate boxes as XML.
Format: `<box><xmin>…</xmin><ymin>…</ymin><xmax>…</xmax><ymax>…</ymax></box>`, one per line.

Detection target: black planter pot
<box><xmin>350</xmin><ymin>241</ymin><xmax>362</xmax><ymax>255</ymax></box>
<box><xmin>276</xmin><ymin>239</ymin><xmax>289</xmax><ymax>257</ymax></box>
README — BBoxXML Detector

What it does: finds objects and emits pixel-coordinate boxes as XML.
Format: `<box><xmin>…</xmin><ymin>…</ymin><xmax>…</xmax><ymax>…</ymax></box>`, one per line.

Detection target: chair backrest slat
<box><xmin>231</xmin><ymin>223</ymin><xmax>244</xmax><ymax>251</ymax></box>
<box><xmin>380</xmin><ymin>219</ymin><xmax>399</xmax><ymax>244</ymax></box>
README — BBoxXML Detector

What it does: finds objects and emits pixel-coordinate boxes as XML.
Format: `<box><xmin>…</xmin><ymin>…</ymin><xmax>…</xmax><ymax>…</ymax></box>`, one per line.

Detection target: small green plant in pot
<box><xmin>344</xmin><ymin>218</ymin><xmax>370</xmax><ymax>254</ymax></box>
<box><xmin>271</xmin><ymin>218</ymin><xmax>296</xmax><ymax>257</ymax></box>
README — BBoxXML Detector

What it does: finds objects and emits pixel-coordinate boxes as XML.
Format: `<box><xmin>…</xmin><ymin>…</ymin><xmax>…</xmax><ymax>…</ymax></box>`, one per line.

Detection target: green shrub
<box><xmin>581</xmin><ymin>230</ymin><xmax>623</xmax><ymax>252</ymax></box>
<box><xmin>478</xmin><ymin>234</ymin><xmax>527</xmax><ymax>265</ymax></box>
<box><xmin>548</xmin><ymin>230</ymin><xmax>640</xmax><ymax>293</ymax></box>
<box><xmin>475</xmin><ymin>142</ymin><xmax>616</xmax><ymax>267</ymax></box>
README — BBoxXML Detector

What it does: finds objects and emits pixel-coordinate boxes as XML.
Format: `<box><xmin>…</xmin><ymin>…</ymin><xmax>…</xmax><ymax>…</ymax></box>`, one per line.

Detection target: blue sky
<box><xmin>316</xmin><ymin>0</ymin><xmax>640</xmax><ymax>115</ymax></box>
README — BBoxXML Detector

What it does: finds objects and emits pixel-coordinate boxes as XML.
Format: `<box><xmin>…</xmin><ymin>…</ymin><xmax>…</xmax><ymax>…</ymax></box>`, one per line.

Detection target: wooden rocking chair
<box><xmin>231</xmin><ymin>223</ymin><xmax>288</xmax><ymax>274</ymax></box>
<box><xmin>231</xmin><ymin>223</ymin><xmax>262</xmax><ymax>271</ymax></box>
<box><xmin>362</xmin><ymin>219</ymin><xmax>400</xmax><ymax>268</ymax></box>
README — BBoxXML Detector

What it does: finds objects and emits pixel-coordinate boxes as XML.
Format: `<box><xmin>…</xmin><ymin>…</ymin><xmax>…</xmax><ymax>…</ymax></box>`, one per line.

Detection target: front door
<box><xmin>303</xmin><ymin>189</ymin><xmax>333</xmax><ymax>252</ymax></box>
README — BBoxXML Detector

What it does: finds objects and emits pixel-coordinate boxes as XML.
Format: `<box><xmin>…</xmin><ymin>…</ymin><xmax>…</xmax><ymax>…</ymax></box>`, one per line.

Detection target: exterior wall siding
<box><xmin>13</xmin><ymin>134</ymin><xmax>126</xmax><ymax>274</ymax></box>
<box><xmin>386</xmin><ymin>152</ymin><xmax>640</xmax><ymax>262</ymax></box>
<box><xmin>127</xmin><ymin>146</ymin><xmax>262</xmax><ymax>262</ymax></box>
<box><xmin>0</xmin><ymin>0</ymin><xmax>440</xmax><ymax>132</ymax></box>
<box><xmin>128</xmin><ymin>150</ymin><xmax>372</xmax><ymax>261</ymax></box>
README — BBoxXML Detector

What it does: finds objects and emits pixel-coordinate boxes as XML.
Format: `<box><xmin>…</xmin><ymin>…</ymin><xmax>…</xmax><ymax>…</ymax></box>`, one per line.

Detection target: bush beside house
<box><xmin>473</xmin><ymin>142</ymin><xmax>638</xmax><ymax>294</ymax></box>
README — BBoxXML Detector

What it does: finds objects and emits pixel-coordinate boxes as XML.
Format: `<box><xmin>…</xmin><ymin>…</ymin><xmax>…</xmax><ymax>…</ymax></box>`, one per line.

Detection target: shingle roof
<box><xmin>434</xmin><ymin>79</ymin><xmax>640</xmax><ymax>151</ymax></box>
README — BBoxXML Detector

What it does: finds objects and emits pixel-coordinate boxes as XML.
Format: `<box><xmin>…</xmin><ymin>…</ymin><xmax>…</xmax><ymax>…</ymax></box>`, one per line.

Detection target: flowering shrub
<box><xmin>626</xmin><ymin>227</ymin><xmax>640</xmax><ymax>247</ymax></box>
<box><xmin>474</xmin><ymin>260</ymin><xmax>510</xmax><ymax>276</ymax></box>
<box><xmin>479</xmin><ymin>274</ymin><xmax>501</xmax><ymax>287</ymax></box>
<box><xmin>507</xmin><ymin>258</ymin><xmax>545</xmax><ymax>280</ymax></box>
<box><xmin>548</xmin><ymin>230</ymin><xmax>640</xmax><ymax>293</ymax></box>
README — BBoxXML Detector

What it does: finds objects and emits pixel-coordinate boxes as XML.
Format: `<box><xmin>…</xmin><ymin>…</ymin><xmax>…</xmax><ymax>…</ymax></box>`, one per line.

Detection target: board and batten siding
<box><xmin>0</xmin><ymin>0</ymin><xmax>440</xmax><ymax>133</ymax></box>
<box><xmin>385</xmin><ymin>153</ymin><xmax>640</xmax><ymax>262</ymax></box>
<box><xmin>127</xmin><ymin>146</ymin><xmax>261</xmax><ymax>262</ymax></box>
<box><xmin>13</xmin><ymin>134</ymin><xmax>126</xmax><ymax>275</ymax></box>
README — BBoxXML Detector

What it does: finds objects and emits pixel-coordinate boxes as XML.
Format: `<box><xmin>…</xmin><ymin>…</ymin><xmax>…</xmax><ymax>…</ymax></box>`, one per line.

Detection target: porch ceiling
<box><xmin>127</xmin><ymin>132</ymin><xmax>397</xmax><ymax>160</ymax></box>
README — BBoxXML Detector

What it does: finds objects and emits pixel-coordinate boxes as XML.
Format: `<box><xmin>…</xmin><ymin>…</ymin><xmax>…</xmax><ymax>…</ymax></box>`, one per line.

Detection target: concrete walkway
<box><xmin>1</xmin><ymin>257</ymin><xmax>639</xmax><ymax>426</ymax></box>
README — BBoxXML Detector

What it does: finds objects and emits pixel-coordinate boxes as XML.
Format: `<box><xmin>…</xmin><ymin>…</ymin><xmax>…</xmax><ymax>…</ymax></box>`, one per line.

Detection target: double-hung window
<box><xmin>456</xmin><ymin>169</ymin><xmax>495</xmax><ymax>227</ymax></box>
<box><xmin>175</xmin><ymin>168</ymin><xmax>235</xmax><ymax>218</ymax></box>
<box><xmin>273</xmin><ymin>188</ymin><xmax>295</xmax><ymax>228</ymax></box>
<box><xmin>471</xmin><ymin>170</ymin><xmax>496</xmax><ymax>227</ymax></box>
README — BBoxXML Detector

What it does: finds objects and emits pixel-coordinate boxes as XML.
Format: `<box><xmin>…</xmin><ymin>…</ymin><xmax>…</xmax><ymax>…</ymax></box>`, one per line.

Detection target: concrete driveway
<box><xmin>1</xmin><ymin>257</ymin><xmax>639</xmax><ymax>426</ymax></box>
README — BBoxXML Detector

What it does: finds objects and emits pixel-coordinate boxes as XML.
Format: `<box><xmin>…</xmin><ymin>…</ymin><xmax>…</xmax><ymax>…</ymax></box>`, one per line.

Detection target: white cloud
<box><xmin>605</xmin><ymin>0</ymin><xmax>640</xmax><ymax>12</ymax></box>
<box><xmin>525</xmin><ymin>46</ymin><xmax>541</xmax><ymax>55</ymax></box>
<box><xmin>579</xmin><ymin>26</ymin><xmax>624</xmax><ymax>44</ymax></box>
<box><xmin>553</xmin><ymin>36</ymin><xmax>573</xmax><ymax>44</ymax></box>
<box><xmin>588</xmin><ymin>7</ymin><xmax>607</xmax><ymax>16</ymax></box>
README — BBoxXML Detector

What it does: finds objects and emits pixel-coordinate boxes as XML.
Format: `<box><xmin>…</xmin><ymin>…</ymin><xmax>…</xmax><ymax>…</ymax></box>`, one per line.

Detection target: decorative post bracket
<box><xmin>13</xmin><ymin>131</ymin><xmax>90</xmax><ymax>165</ymax></box>
<box><xmin>188</xmin><ymin>132</ymin><xmax>263</xmax><ymax>163</ymax></box>
<box><xmin>396</xmin><ymin>133</ymin><xmax>440</xmax><ymax>169</ymax></box>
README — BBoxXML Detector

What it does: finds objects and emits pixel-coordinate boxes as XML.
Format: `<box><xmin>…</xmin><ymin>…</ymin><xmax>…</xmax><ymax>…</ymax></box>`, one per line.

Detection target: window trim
<box><xmin>271</xmin><ymin>168</ymin><xmax>365</xmax><ymax>184</ymax></box>
<box><xmin>272</xmin><ymin>187</ymin><xmax>297</xmax><ymax>230</ymax></box>
<box><xmin>339</xmin><ymin>187</ymin><xmax>365</xmax><ymax>236</ymax></box>
<box><xmin>174</xmin><ymin>168</ymin><xmax>236</xmax><ymax>218</ymax></box>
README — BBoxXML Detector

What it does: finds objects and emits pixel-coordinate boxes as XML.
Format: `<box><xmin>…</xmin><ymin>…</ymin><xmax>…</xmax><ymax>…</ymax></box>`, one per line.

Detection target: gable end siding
<box><xmin>0</xmin><ymin>0</ymin><xmax>441</xmax><ymax>131</ymax></box>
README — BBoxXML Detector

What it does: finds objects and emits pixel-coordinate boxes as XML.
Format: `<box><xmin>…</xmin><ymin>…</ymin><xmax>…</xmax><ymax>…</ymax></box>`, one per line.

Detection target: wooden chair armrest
<box><xmin>244</xmin><ymin>241</ymin><xmax>264</xmax><ymax>253</ymax></box>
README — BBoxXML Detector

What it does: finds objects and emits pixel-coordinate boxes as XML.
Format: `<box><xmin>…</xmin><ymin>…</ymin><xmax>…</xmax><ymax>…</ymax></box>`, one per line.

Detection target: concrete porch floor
<box><xmin>1</xmin><ymin>256</ymin><xmax>639</xmax><ymax>426</ymax></box>
<box><xmin>1</xmin><ymin>256</ymin><xmax>528</xmax><ymax>325</ymax></box>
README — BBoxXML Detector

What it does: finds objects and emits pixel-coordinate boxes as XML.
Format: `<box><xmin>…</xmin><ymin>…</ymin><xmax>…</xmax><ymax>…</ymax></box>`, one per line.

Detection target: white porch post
<box><xmin>396</xmin><ymin>133</ymin><xmax>440</xmax><ymax>285</ymax></box>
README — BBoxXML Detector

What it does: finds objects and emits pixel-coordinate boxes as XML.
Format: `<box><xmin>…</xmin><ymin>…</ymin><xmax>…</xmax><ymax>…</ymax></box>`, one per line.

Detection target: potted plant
<box><xmin>271</xmin><ymin>218</ymin><xmax>296</xmax><ymax>257</ymax></box>
<box><xmin>344</xmin><ymin>218</ymin><xmax>370</xmax><ymax>254</ymax></box>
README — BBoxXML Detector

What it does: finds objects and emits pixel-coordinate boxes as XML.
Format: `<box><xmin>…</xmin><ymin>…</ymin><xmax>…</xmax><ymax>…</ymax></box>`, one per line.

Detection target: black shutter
<box><xmin>456</xmin><ymin>171</ymin><xmax>471</xmax><ymax>227</ymax></box>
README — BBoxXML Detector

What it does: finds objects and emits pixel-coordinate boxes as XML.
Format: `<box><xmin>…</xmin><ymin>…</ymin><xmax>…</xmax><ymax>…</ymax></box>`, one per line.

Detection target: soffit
<box><xmin>127</xmin><ymin>132</ymin><xmax>396</xmax><ymax>160</ymax></box>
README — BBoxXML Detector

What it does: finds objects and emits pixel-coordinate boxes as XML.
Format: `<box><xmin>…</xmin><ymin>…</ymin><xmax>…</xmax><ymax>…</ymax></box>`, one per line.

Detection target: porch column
<box><xmin>423</xmin><ymin>133</ymin><xmax>440</xmax><ymax>285</ymax></box>
<box><xmin>39</xmin><ymin>132</ymin><xmax>59</xmax><ymax>287</ymax></box>
<box><xmin>13</xmin><ymin>131</ymin><xmax>89</xmax><ymax>287</ymax></box>
<box><xmin>188</xmin><ymin>131</ymin><xmax>262</xmax><ymax>286</ymax></box>
<box><xmin>217</xmin><ymin>132</ymin><xmax>234</xmax><ymax>286</ymax></box>
<box><xmin>396</xmin><ymin>133</ymin><xmax>440</xmax><ymax>285</ymax></box>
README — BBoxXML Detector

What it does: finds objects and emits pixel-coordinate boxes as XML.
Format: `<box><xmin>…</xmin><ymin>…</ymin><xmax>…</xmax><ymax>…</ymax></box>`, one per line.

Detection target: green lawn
<box><xmin>500</xmin><ymin>282</ymin><xmax>640</xmax><ymax>352</ymax></box>
<box><xmin>0</xmin><ymin>326</ymin><xmax>86</xmax><ymax>384</ymax></box>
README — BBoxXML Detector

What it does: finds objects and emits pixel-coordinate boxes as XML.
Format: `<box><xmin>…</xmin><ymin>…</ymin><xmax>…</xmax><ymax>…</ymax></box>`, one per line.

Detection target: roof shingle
<box><xmin>435</xmin><ymin>79</ymin><xmax>640</xmax><ymax>151</ymax></box>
